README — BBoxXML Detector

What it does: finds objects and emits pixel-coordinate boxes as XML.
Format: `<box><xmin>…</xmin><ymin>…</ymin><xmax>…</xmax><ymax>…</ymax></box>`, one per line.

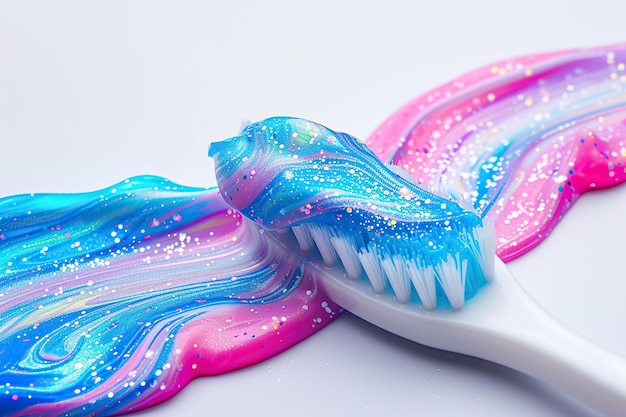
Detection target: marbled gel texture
<box><xmin>0</xmin><ymin>176</ymin><xmax>339</xmax><ymax>416</ymax></box>
<box><xmin>368</xmin><ymin>44</ymin><xmax>626</xmax><ymax>260</ymax></box>
<box><xmin>210</xmin><ymin>117</ymin><xmax>492</xmax><ymax>308</ymax></box>
<box><xmin>2</xmin><ymin>43</ymin><xmax>626</xmax><ymax>416</ymax></box>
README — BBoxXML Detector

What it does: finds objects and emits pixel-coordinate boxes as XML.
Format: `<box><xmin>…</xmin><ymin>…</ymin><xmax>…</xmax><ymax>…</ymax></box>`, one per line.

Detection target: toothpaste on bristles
<box><xmin>209</xmin><ymin>117</ymin><xmax>495</xmax><ymax>310</ymax></box>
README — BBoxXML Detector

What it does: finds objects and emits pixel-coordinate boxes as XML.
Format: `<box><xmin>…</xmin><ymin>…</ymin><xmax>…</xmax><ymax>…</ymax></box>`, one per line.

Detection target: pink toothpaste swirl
<box><xmin>367</xmin><ymin>44</ymin><xmax>626</xmax><ymax>260</ymax></box>
<box><xmin>2</xmin><ymin>43</ymin><xmax>626</xmax><ymax>415</ymax></box>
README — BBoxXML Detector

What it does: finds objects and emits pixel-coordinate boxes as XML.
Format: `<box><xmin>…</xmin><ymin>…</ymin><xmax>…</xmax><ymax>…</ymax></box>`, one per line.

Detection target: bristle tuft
<box><xmin>357</xmin><ymin>245</ymin><xmax>387</xmax><ymax>293</ymax></box>
<box><xmin>331</xmin><ymin>235</ymin><xmax>362</xmax><ymax>280</ymax></box>
<box><xmin>287</xmin><ymin>218</ymin><xmax>494</xmax><ymax>310</ymax></box>
<box><xmin>307</xmin><ymin>224</ymin><xmax>338</xmax><ymax>265</ymax></box>
<box><xmin>406</xmin><ymin>259</ymin><xmax>437</xmax><ymax>310</ymax></box>
<box><xmin>463</xmin><ymin>223</ymin><xmax>496</xmax><ymax>282</ymax></box>
<box><xmin>434</xmin><ymin>254</ymin><xmax>467</xmax><ymax>309</ymax></box>
<box><xmin>292</xmin><ymin>224</ymin><xmax>314</xmax><ymax>250</ymax></box>
<box><xmin>380</xmin><ymin>254</ymin><xmax>411</xmax><ymax>304</ymax></box>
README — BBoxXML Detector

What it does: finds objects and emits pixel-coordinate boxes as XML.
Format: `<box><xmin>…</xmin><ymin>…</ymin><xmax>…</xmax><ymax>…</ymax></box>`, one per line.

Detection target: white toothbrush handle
<box><xmin>318</xmin><ymin>258</ymin><xmax>626</xmax><ymax>416</ymax></box>
<box><xmin>459</xmin><ymin>259</ymin><xmax>626</xmax><ymax>416</ymax></box>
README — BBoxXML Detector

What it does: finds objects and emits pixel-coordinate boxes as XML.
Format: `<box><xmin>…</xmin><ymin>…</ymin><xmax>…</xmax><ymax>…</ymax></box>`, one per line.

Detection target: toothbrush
<box><xmin>209</xmin><ymin>117</ymin><xmax>626</xmax><ymax>416</ymax></box>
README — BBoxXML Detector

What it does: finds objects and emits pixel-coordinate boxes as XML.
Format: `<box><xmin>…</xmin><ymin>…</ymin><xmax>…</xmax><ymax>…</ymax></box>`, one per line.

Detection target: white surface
<box><xmin>1</xmin><ymin>1</ymin><xmax>625</xmax><ymax>416</ymax></box>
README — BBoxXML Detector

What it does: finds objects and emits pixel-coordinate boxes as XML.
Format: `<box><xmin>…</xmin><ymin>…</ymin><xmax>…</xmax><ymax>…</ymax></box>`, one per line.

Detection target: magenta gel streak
<box><xmin>367</xmin><ymin>44</ymin><xmax>626</xmax><ymax>260</ymax></box>
<box><xmin>0</xmin><ymin>178</ymin><xmax>339</xmax><ymax>416</ymax></box>
<box><xmin>3</xmin><ymin>44</ymin><xmax>626</xmax><ymax>415</ymax></box>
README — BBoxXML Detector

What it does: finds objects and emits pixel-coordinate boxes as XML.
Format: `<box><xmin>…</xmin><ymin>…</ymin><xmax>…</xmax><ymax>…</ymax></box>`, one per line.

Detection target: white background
<box><xmin>1</xmin><ymin>1</ymin><xmax>625</xmax><ymax>416</ymax></box>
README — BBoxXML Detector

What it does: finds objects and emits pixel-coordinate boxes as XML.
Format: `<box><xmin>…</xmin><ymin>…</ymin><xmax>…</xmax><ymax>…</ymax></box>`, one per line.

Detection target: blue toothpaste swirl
<box><xmin>210</xmin><ymin>117</ymin><xmax>493</xmax><ymax>309</ymax></box>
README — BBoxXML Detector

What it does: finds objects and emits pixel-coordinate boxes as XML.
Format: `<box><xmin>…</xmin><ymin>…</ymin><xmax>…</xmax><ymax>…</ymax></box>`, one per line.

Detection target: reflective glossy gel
<box><xmin>209</xmin><ymin>117</ymin><xmax>493</xmax><ymax>309</ymax></box>
<box><xmin>2</xmin><ymin>43</ymin><xmax>626</xmax><ymax>415</ymax></box>
<box><xmin>367</xmin><ymin>44</ymin><xmax>626</xmax><ymax>260</ymax></box>
<box><xmin>0</xmin><ymin>177</ymin><xmax>339</xmax><ymax>416</ymax></box>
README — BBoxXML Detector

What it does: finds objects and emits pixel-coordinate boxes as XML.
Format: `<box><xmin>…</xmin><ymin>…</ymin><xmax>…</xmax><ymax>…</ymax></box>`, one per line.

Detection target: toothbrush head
<box><xmin>210</xmin><ymin>117</ymin><xmax>495</xmax><ymax>310</ymax></box>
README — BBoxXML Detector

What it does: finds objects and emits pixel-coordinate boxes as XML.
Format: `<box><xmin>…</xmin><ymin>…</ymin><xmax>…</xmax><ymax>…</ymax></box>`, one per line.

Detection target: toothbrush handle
<box><xmin>319</xmin><ymin>258</ymin><xmax>626</xmax><ymax>416</ymax></box>
<box><xmin>459</xmin><ymin>260</ymin><xmax>626</xmax><ymax>416</ymax></box>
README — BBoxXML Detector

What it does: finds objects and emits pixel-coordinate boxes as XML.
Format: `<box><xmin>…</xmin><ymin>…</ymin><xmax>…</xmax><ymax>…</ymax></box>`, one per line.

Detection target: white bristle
<box><xmin>330</xmin><ymin>235</ymin><xmax>362</xmax><ymax>280</ymax></box>
<box><xmin>357</xmin><ymin>245</ymin><xmax>387</xmax><ymax>293</ymax></box>
<box><xmin>291</xmin><ymin>224</ymin><xmax>314</xmax><ymax>250</ymax></box>
<box><xmin>406</xmin><ymin>259</ymin><xmax>437</xmax><ymax>311</ymax></box>
<box><xmin>380</xmin><ymin>254</ymin><xmax>411</xmax><ymax>304</ymax></box>
<box><xmin>286</xmin><ymin>220</ymin><xmax>487</xmax><ymax>311</ymax></box>
<box><xmin>307</xmin><ymin>224</ymin><xmax>338</xmax><ymax>265</ymax></box>
<box><xmin>471</xmin><ymin>224</ymin><xmax>496</xmax><ymax>281</ymax></box>
<box><xmin>434</xmin><ymin>254</ymin><xmax>468</xmax><ymax>310</ymax></box>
